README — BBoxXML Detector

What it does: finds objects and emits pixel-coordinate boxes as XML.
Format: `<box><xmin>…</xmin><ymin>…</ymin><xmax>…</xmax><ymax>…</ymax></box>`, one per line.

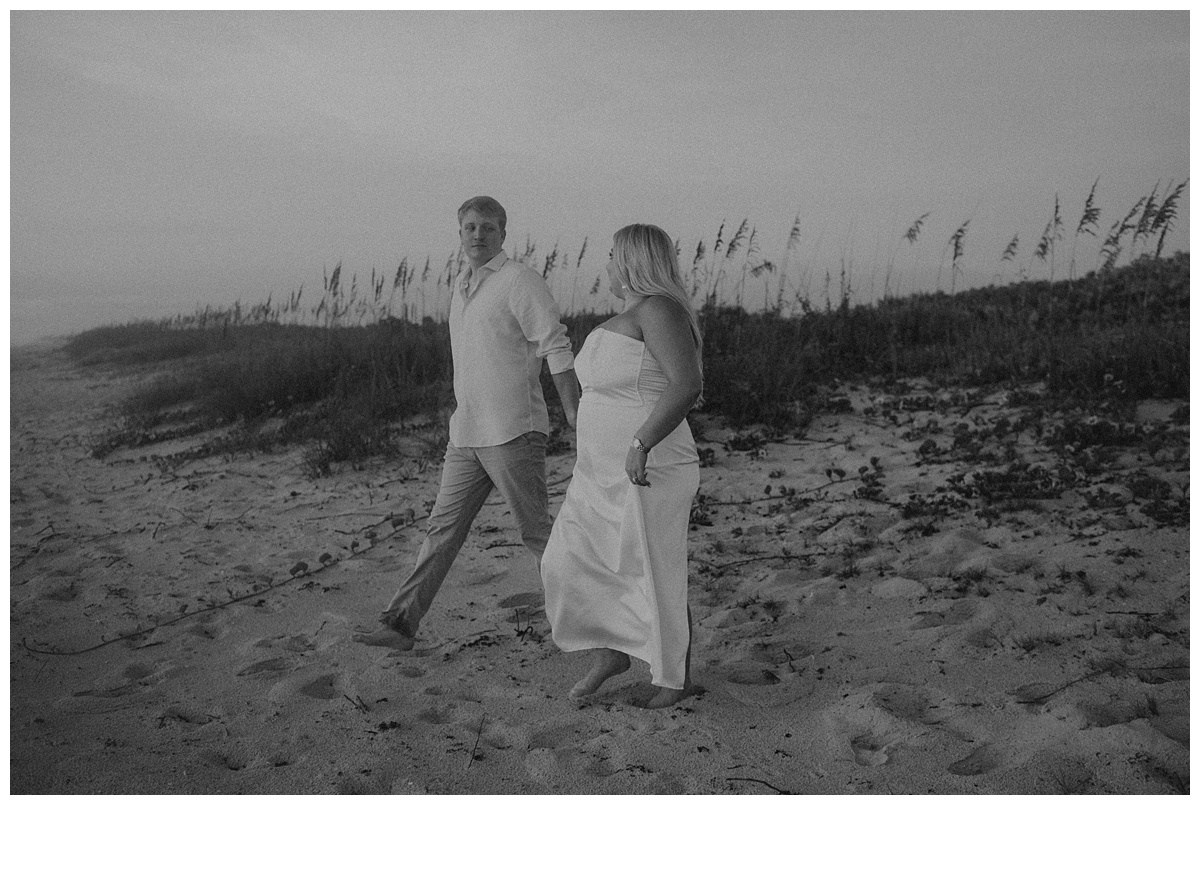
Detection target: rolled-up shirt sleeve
<box><xmin>510</xmin><ymin>267</ymin><xmax>575</xmax><ymax>374</ymax></box>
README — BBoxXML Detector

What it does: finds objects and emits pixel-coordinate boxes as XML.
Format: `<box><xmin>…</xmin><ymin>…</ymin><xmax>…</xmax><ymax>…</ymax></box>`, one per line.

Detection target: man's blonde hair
<box><xmin>457</xmin><ymin>196</ymin><xmax>507</xmax><ymax>232</ymax></box>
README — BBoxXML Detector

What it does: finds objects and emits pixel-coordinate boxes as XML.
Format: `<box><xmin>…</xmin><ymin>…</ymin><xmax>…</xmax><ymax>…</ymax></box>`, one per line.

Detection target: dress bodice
<box><xmin>576</xmin><ymin>327</ymin><xmax>668</xmax><ymax>409</ymax></box>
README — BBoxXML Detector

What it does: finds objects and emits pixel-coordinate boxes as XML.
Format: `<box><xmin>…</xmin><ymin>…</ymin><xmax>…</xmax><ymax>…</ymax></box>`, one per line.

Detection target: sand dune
<box><xmin>9</xmin><ymin>342</ymin><xmax>1189</xmax><ymax>795</ymax></box>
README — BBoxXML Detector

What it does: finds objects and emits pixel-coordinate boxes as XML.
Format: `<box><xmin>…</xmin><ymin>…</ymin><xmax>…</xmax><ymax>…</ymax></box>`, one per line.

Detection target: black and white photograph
<box><xmin>8</xmin><ymin>5</ymin><xmax>1191</xmax><ymax>869</ymax></box>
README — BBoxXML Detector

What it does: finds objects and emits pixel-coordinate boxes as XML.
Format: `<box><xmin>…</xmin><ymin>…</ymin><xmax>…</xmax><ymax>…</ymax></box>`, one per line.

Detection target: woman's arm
<box><xmin>625</xmin><ymin>297</ymin><xmax>702</xmax><ymax>485</ymax></box>
<box><xmin>551</xmin><ymin>368</ymin><xmax>581</xmax><ymax>428</ymax></box>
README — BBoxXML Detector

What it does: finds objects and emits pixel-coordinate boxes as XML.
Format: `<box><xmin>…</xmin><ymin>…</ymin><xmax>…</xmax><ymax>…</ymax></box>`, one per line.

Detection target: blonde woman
<box><xmin>542</xmin><ymin>223</ymin><xmax>702</xmax><ymax>709</ymax></box>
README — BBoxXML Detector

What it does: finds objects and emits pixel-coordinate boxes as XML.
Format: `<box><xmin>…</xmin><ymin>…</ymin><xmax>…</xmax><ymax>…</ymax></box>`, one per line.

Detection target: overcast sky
<box><xmin>9</xmin><ymin>9</ymin><xmax>1191</xmax><ymax>344</ymax></box>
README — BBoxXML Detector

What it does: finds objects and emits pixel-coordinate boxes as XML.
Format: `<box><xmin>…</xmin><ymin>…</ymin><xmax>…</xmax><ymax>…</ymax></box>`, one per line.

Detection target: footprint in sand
<box><xmin>850</xmin><ymin>733</ymin><xmax>894</xmax><ymax>767</ymax></box>
<box><xmin>255</xmin><ymin>633</ymin><xmax>316</xmax><ymax>653</ymax></box>
<box><xmin>872</xmin><ymin>684</ymin><xmax>946</xmax><ymax>726</ymax></box>
<box><xmin>237</xmin><ymin>656</ymin><xmax>297</xmax><ymax>677</ymax></box>
<box><xmin>825</xmin><ymin>685</ymin><xmax>944</xmax><ymax>769</ymax></box>
<box><xmin>249</xmin><ymin>596</ymin><xmax>287</xmax><ymax>614</ymax></box>
<box><xmin>716</xmin><ymin>640</ymin><xmax>813</xmax><ymax>685</ymax></box>
<box><xmin>416</xmin><ymin>703</ymin><xmax>459</xmax><ymax>724</ymax></box>
<box><xmin>266</xmin><ymin>669</ymin><xmax>347</xmax><ymax>705</ymax></box>
<box><xmin>462</xmin><ymin>566</ymin><xmax>508</xmax><ymax>587</ymax></box>
<box><xmin>123</xmin><ymin>662</ymin><xmax>155</xmax><ymax>681</ymax></box>
<box><xmin>299</xmin><ymin>673</ymin><xmax>340</xmax><ymax>700</ymax></box>
<box><xmin>526</xmin><ymin>722</ymin><xmax>622</xmax><ymax>780</ymax></box>
<box><xmin>197</xmin><ymin>748</ymin><xmax>249</xmax><ymax>772</ymax></box>
<box><xmin>524</xmin><ymin>745</ymin><xmax>611</xmax><ymax>783</ymax></box>
<box><xmin>717</xmin><ymin>661</ymin><xmax>784</xmax><ymax>685</ymax></box>
<box><xmin>479</xmin><ymin>717</ymin><xmax>524</xmax><ymax>752</ymax></box>
<box><xmin>527</xmin><ymin>722</ymin><xmax>583</xmax><ymax>750</ymax></box>
<box><xmin>524</xmin><ymin>747</ymin><xmax>566</xmax><ymax>783</ymax></box>
<box><xmin>499</xmin><ymin>591</ymin><xmax>546</xmax><ymax>628</ymax></box>
<box><xmin>237</xmin><ymin>631</ymin><xmax>325</xmax><ymax>678</ymax></box>
<box><xmin>188</xmin><ymin>619</ymin><xmax>227</xmax><ymax>641</ymax></box>
<box><xmin>910</xmin><ymin>599</ymin><xmax>979</xmax><ymax>630</ymax></box>
<box><xmin>158</xmin><ymin>704</ymin><xmax>219</xmax><ymax>726</ymax></box>
<box><xmin>948</xmin><ymin>744</ymin><xmax>1004</xmax><ymax>776</ymax></box>
<box><xmin>73</xmin><ymin>661</ymin><xmax>169</xmax><ymax>698</ymax></box>
<box><xmin>41</xmin><ymin>581</ymin><xmax>81</xmax><ymax>603</ymax></box>
<box><xmin>73</xmin><ymin>683</ymin><xmax>141</xmax><ymax>699</ymax></box>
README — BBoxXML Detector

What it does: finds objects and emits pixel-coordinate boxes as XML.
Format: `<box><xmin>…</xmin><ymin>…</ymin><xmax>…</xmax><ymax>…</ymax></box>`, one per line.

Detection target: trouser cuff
<box><xmin>379</xmin><ymin>611</ymin><xmax>414</xmax><ymax>637</ymax></box>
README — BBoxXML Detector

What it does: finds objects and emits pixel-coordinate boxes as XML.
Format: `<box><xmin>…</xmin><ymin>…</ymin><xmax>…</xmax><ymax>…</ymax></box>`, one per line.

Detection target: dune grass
<box><xmin>65</xmin><ymin>248</ymin><xmax>1188</xmax><ymax>474</ymax></box>
<box><xmin>75</xmin><ymin>318</ymin><xmax>453</xmax><ymax>471</ymax></box>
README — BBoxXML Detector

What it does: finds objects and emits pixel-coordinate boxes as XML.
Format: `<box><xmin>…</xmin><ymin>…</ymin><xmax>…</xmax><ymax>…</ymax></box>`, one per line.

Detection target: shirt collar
<box><xmin>480</xmin><ymin>250</ymin><xmax>509</xmax><ymax>273</ymax></box>
<box><xmin>461</xmin><ymin>250</ymin><xmax>509</xmax><ymax>294</ymax></box>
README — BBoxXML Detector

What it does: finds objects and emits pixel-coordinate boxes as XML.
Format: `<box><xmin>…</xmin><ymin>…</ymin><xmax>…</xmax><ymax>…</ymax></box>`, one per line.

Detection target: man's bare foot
<box><xmin>642</xmin><ymin>686</ymin><xmax>689</xmax><ymax>709</ymax></box>
<box><xmin>352</xmin><ymin>625</ymin><xmax>415</xmax><ymax>651</ymax></box>
<box><xmin>569</xmin><ymin>649</ymin><xmax>630</xmax><ymax>699</ymax></box>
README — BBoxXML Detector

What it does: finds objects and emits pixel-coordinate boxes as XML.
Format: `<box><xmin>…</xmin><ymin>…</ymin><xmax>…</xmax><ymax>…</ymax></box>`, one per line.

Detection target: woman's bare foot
<box><xmin>569</xmin><ymin>649</ymin><xmax>630</xmax><ymax>699</ymax></box>
<box><xmin>643</xmin><ymin>686</ymin><xmax>689</xmax><ymax>709</ymax></box>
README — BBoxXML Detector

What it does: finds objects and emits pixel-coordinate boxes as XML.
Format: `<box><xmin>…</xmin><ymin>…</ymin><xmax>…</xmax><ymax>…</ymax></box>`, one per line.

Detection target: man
<box><xmin>354</xmin><ymin>196</ymin><xmax>580</xmax><ymax>650</ymax></box>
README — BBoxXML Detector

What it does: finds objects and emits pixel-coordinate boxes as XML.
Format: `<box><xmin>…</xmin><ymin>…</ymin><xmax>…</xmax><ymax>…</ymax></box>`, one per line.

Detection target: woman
<box><xmin>541</xmin><ymin>223</ymin><xmax>703</xmax><ymax>709</ymax></box>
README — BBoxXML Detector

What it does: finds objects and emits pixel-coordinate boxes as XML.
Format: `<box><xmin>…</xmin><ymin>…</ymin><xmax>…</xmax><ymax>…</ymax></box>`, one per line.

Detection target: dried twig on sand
<box><xmin>467</xmin><ymin>712</ymin><xmax>487</xmax><ymax>771</ymax></box>
<box><xmin>726</xmin><ymin>776</ymin><xmax>791</xmax><ymax>794</ymax></box>
<box><xmin>21</xmin><ymin>513</ymin><xmax>419</xmax><ymax>656</ymax></box>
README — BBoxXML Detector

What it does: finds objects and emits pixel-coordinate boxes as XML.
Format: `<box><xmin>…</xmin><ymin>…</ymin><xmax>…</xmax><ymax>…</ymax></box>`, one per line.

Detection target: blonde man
<box><xmin>355</xmin><ymin>196</ymin><xmax>580</xmax><ymax>650</ymax></box>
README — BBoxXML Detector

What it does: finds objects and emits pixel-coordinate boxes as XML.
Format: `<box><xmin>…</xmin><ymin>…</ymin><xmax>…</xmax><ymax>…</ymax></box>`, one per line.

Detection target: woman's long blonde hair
<box><xmin>612</xmin><ymin>223</ymin><xmax>704</xmax><ymax>397</ymax></box>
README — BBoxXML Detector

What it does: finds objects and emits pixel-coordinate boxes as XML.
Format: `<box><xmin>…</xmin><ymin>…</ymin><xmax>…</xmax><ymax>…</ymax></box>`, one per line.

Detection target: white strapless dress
<box><xmin>541</xmin><ymin>328</ymin><xmax>699</xmax><ymax>689</ymax></box>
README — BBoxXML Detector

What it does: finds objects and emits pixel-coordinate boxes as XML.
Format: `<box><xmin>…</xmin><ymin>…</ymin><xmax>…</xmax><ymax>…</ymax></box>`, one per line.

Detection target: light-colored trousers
<box><xmin>380</xmin><ymin>431</ymin><xmax>551</xmax><ymax>636</ymax></box>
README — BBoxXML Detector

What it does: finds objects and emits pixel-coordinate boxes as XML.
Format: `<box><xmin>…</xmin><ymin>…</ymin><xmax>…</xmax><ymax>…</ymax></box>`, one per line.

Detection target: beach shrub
<box><xmin>66</xmin><ymin>252</ymin><xmax>1189</xmax><ymax>468</ymax></box>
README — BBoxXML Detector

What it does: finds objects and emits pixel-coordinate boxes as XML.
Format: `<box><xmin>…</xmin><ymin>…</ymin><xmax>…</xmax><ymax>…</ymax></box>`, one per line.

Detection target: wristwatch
<box><xmin>632</xmin><ymin>437</ymin><xmax>650</xmax><ymax>453</ymax></box>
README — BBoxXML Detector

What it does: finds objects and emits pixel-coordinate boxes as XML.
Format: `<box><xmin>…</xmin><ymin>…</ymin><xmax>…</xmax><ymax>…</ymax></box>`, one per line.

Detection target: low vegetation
<box><xmin>65</xmin><ymin>242</ymin><xmax>1188</xmax><ymax>474</ymax></box>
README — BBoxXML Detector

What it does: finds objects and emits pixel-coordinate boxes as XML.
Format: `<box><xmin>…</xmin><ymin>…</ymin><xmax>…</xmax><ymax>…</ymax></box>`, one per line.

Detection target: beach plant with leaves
<box><xmin>64</xmin><ymin>184</ymin><xmax>1188</xmax><ymax>470</ymax></box>
<box><xmin>899</xmin><ymin>211</ymin><xmax>931</xmax><ymax>295</ymax></box>
<box><xmin>1000</xmin><ymin>233</ymin><xmax>1021</xmax><ymax>282</ymax></box>
<box><xmin>774</xmin><ymin>215</ymin><xmax>803</xmax><ymax>311</ymax></box>
<box><xmin>1101</xmin><ymin>198</ymin><xmax>1145</xmax><ymax>272</ymax></box>
<box><xmin>1069</xmin><ymin>177</ymin><xmax>1102</xmax><ymax>280</ymax></box>
<box><xmin>1034</xmin><ymin>196</ymin><xmax>1065</xmax><ymax>283</ymax></box>
<box><xmin>712</xmin><ymin>218</ymin><xmax>750</xmax><ymax>307</ymax></box>
<box><xmin>948</xmin><ymin>220</ymin><xmax>970</xmax><ymax>295</ymax></box>
<box><xmin>164</xmin><ymin>179</ymin><xmax>1190</xmax><ymax>328</ymax></box>
<box><xmin>1150</xmin><ymin>179</ymin><xmax>1188</xmax><ymax>259</ymax></box>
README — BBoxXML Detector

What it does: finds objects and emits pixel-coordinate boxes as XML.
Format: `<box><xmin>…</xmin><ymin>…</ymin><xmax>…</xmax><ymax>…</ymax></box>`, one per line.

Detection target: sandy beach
<box><xmin>9</xmin><ymin>339</ymin><xmax>1189</xmax><ymax>797</ymax></box>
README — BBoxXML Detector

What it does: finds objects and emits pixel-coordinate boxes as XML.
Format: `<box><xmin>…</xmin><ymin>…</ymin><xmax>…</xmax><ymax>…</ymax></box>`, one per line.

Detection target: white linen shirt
<box><xmin>448</xmin><ymin>251</ymin><xmax>575</xmax><ymax>447</ymax></box>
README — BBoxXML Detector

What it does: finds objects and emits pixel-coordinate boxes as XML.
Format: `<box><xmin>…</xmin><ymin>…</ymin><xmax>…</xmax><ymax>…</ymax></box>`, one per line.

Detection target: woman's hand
<box><xmin>626</xmin><ymin>446</ymin><xmax>650</xmax><ymax>486</ymax></box>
